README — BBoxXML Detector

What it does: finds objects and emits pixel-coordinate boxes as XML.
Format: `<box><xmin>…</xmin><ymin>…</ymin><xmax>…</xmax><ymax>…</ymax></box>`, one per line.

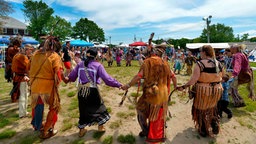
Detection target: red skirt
<box><xmin>146</xmin><ymin>108</ymin><xmax>166</xmax><ymax>143</ymax></box>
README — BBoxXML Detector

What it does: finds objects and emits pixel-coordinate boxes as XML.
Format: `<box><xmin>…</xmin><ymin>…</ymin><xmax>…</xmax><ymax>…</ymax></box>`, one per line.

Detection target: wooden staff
<box><xmin>119</xmin><ymin>90</ymin><xmax>128</xmax><ymax>106</ymax></box>
<box><xmin>168</xmin><ymin>88</ymin><xmax>177</xmax><ymax>102</ymax></box>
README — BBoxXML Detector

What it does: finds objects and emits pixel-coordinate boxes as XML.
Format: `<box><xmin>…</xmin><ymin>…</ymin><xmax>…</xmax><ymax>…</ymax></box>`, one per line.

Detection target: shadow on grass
<box><xmin>0</xmin><ymin>108</ymin><xmax>19</xmax><ymax>128</ymax></box>
<box><xmin>171</xmin><ymin>127</ymin><xmax>217</xmax><ymax>144</ymax></box>
<box><xmin>0</xmin><ymin>128</ymin><xmax>42</xmax><ymax>144</ymax></box>
<box><xmin>13</xmin><ymin>128</ymin><xmax>154</xmax><ymax>144</ymax></box>
<box><xmin>230</xmin><ymin>106</ymin><xmax>252</xmax><ymax>118</ymax></box>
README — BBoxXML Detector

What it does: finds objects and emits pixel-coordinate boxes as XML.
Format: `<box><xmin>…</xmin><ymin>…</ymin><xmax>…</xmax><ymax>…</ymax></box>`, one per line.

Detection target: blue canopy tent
<box><xmin>0</xmin><ymin>43</ymin><xmax>7</xmax><ymax>48</ymax></box>
<box><xmin>0</xmin><ymin>36</ymin><xmax>39</xmax><ymax>45</ymax></box>
<box><xmin>0</xmin><ymin>37</ymin><xmax>9</xmax><ymax>44</ymax></box>
<box><xmin>67</xmin><ymin>39</ymin><xmax>94</xmax><ymax>47</ymax></box>
<box><xmin>22</xmin><ymin>37</ymin><xmax>39</xmax><ymax>45</ymax></box>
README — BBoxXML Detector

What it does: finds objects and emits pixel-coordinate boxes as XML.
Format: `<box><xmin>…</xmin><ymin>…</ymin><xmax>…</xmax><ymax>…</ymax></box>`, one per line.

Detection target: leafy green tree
<box><xmin>154</xmin><ymin>38</ymin><xmax>165</xmax><ymax>45</ymax></box>
<box><xmin>241</xmin><ymin>33</ymin><xmax>249</xmax><ymax>42</ymax></box>
<box><xmin>22</xmin><ymin>0</ymin><xmax>54</xmax><ymax>40</ymax></box>
<box><xmin>192</xmin><ymin>37</ymin><xmax>201</xmax><ymax>43</ymax></box>
<box><xmin>45</xmin><ymin>15</ymin><xmax>72</xmax><ymax>42</ymax></box>
<box><xmin>234</xmin><ymin>34</ymin><xmax>240</xmax><ymax>42</ymax></box>
<box><xmin>166</xmin><ymin>38</ymin><xmax>192</xmax><ymax>50</ymax></box>
<box><xmin>0</xmin><ymin>0</ymin><xmax>14</xmax><ymax>33</ymax></box>
<box><xmin>72</xmin><ymin>18</ymin><xmax>105</xmax><ymax>42</ymax></box>
<box><xmin>200</xmin><ymin>23</ymin><xmax>234</xmax><ymax>43</ymax></box>
<box><xmin>250</xmin><ymin>37</ymin><xmax>256</xmax><ymax>42</ymax></box>
<box><xmin>178</xmin><ymin>38</ymin><xmax>192</xmax><ymax>49</ymax></box>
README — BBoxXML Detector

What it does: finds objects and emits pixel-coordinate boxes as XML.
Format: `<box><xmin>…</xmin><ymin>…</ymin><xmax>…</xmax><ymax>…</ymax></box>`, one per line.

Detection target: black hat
<box><xmin>86</xmin><ymin>48</ymin><xmax>97</xmax><ymax>58</ymax></box>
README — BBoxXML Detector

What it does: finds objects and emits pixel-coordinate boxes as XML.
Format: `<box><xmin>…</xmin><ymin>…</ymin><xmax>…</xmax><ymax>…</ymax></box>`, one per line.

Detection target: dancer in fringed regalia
<box><xmin>229</xmin><ymin>44</ymin><xmax>255</xmax><ymax>107</ymax></box>
<box><xmin>177</xmin><ymin>45</ymin><xmax>224</xmax><ymax>137</ymax></box>
<box><xmin>121</xmin><ymin>42</ymin><xmax>177</xmax><ymax>143</ymax></box>
<box><xmin>115</xmin><ymin>48</ymin><xmax>123</xmax><ymax>66</ymax></box>
<box><xmin>184</xmin><ymin>51</ymin><xmax>197</xmax><ymax>75</ymax></box>
<box><xmin>12</xmin><ymin>44</ymin><xmax>34</xmax><ymax>118</ymax></box>
<box><xmin>6</xmin><ymin>36</ymin><xmax>22</xmax><ymax>102</ymax></box>
<box><xmin>173</xmin><ymin>48</ymin><xmax>184</xmax><ymax>74</ymax></box>
<box><xmin>30</xmin><ymin>36</ymin><xmax>63</xmax><ymax>139</ymax></box>
<box><xmin>105</xmin><ymin>48</ymin><xmax>113</xmax><ymax>67</ymax></box>
<box><xmin>125</xmin><ymin>48</ymin><xmax>133</xmax><ymax>66</ymax></box>
<box><xmin>5</xmin><ymin>36</ymin><xmax>22</xmax><ymax>83</ymax></box>
<box><xmin>62</xmin><ymin>48</ymin><xmax>122</xmax><ymax>137</ymax></box>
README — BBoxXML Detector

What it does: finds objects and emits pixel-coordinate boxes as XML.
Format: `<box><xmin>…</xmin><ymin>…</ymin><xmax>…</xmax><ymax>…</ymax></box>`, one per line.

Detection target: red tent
<box><xmin>129</xmin><ymin>41</ymin><xmax>147</xmax><ymax>46</ymax></box>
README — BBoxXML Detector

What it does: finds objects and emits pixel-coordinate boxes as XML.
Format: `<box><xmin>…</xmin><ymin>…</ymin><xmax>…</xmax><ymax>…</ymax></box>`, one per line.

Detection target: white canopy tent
<box><xmin>118</xmin><ymin>43</ymin><xmax>129</xmax><ymax>48</ymax></box>
<box><xmin>93</xmin><ymin>43</ymin><xmax>109</xmax><ymax>48</ymax></box>
<box><xmin>186</xmin><ymin>43</ymin><xmax>230</xmax><ymax>49</ymax></box>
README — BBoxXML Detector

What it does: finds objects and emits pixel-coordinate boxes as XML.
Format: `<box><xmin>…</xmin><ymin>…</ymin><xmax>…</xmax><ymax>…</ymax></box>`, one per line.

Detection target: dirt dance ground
<box><xmin>0</xmin><ymin>60</ymin><xmax>256</xmax><ymax>144</ymax></box>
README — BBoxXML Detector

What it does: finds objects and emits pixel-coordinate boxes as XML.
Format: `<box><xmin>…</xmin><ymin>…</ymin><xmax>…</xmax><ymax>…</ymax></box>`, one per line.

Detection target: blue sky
<box><xmin>8</xmin><ymin>0</ymin><xmax>256</xmax><ymax>45</ymax></box>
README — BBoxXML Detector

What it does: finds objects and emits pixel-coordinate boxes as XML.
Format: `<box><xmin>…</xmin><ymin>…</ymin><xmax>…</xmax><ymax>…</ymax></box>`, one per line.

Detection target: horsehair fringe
<box><xmin>148</xmin><ymin>102</ymin><xmax>168</xmax><ymax>121</ymax></box>
<box><xmin>194</xmin><ymin>84</ymin><xmax>222</xmax><ymax>110</ymax></box>
<box><xmin>192</xmin><ymin>106</ymin><xmax>218</xmax><ymax>136</ymax></box>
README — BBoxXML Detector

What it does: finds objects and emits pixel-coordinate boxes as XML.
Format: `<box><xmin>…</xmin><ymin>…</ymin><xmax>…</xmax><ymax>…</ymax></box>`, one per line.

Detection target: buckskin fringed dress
<box><xmin>136</xmin><ymin>55</ymin><xmax>171</xmax><ymax>143</ymax></box>
<box><xmin>30</xmin><ymin>50</ymin><xmax>62</xmax><ymax>133</ymax></box>
<box><xmin>190</xmin><ymin>59</ymin><xmax>224</xmax><ymax>136</ymax></box>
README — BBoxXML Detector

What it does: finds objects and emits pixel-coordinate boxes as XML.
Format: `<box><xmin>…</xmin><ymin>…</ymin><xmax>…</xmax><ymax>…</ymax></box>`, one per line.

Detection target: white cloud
<box><xmin>232</xmin><ymin>22</ymin><xmax>256</xmax><ymax>29</ymax></box>
<box><xmin>154</xmin><ymin>22</ymin><xmax>204</xmax><ymax>33</ymax></box>
<box><xmin>8</xmin><ymin>0</ymin><xmax>23</xmax><ymax>3</ymax></box>
<box><xmin>44</xmin><ymin>0</ymin><xmax>56</xmax><ymax>6</ymax></box>
<box><xmin>191</xmin><ymin>0</ymin><xmax>256</xmax><ymax>18</ymax></box>
<box><xmin>59</xmin><ymin>15</ymin><xmax>80</xmax><ymax>22</ymax></box>
<box><xmin>238</xmin><ymin>30</ymin><xmax>256</xmax><ymax>37</ymax></box>
<box><xmin>55</xmin><ymin>0</ymin><xmax>256</xmax><ymax>30</ymax></box>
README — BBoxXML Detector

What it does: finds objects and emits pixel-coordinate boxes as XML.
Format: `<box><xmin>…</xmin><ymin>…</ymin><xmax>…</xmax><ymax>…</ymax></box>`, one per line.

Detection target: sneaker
<box><xmin>79</xmin><ymin>128</ymin><xmax>87</xmax><ymax>137</ymax></box>
<box><xmin>19</xmin><ymin>112</ymin><xmax>30</xmax><ymax>118</ymax></box>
